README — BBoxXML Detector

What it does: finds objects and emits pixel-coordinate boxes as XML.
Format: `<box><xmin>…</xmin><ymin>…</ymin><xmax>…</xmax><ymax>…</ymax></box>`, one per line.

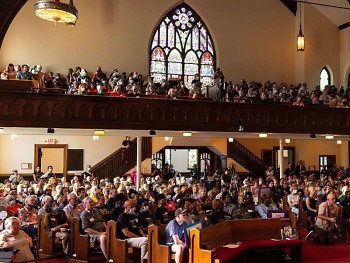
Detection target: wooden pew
<box><xmin>189</xmin><ymin>218</ymin><xmax>303</xmax><ymax>263</ymax></box>
<box><xmin>0</xmin><ymin>79</ymin><xmax>34</xmax><ymax>93</ymax></box>
<box><xmin>299</xmin><ymin>199</ymin><xmax>308</xmax><ymax>229</ymax></box>
<box><xmin>106</xmin><ymin>220</ymin><xmax>128</xmax><ymax>263</ymax></box>
<box><xmin>37</xmin><ymin>214</ymin><xmax>56</xmax><ymax>258</ymax></box>
<box><xmin>148</xmin><ymin>224</ymin><xmax>175</xmax><ymax>263</ymax></box>
<box><xmin>69</xmin><ymin>217</ymin><xmax>90</xmax><ymax>262</ymax></box>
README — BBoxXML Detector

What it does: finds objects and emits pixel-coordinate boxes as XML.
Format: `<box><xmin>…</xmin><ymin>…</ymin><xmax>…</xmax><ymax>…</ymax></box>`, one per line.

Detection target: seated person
<box><xmin>210</xmin><ymin>199</ymin><xmax>230</xmax><ymax>224</ymax></box>
<box><xmin>287</xmin><ymin>184</ymin><xmax>300</xmax><ymax>228</ymax></box>
<box><xmin>80</xmin><ymin>197</ymin><xmax>107</xmax><ymax>259</ymax></box>
<box><xmin>18</xmin><ymin>195</ymin><xmax>38</xmax><ymax>239</ymax></box>
<box><xmin>16</xmin><ymin>64</ymin><xmax>36</xmax><ymax>80</ymax></box>
<box><xmin>153</xmin><ymin>194</ymin><xmax>170</xmax><ymax>225</ymax></box>
<box><xmin>136</xmin><ymin>200</ymin><xmax>154</xmax><ymax>234</ymax></box>
<box><xmin>0</xmin><ymin>217</ymin><xmax>35</xmax><ymax>263</ymax></box>
<box><xmin>117</xmin><ymin>200</ymin><xmax>148</xmax><ymax>263</ymax></box>
<box><xmin>256</xmin><ymin>194</ymin><xmax>278</xmax><ymax>218</ymax></box>
<box><xmin>44</xmin><ymin>203</ymin><xmax>70</xmax><ymax>255</ymax></box>
<box><xmin>162</xmin><ymin>208</ymin><xmax>188</xmax><ymax>263</ymax></box>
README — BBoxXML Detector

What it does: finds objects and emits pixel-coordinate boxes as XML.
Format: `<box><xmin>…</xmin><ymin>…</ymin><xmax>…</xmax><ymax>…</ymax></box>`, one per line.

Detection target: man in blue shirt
<box><xmin>16</xmin><ymin>64</ymin><xmax>36</xmax><ymax>80</ymax></box>
<box><xmin>162</xmin><ymin>208</ymin><xmax>188</xmax><ymax>263</ymax></box>
<box><xmin>256</xmin><ymin>194</ymin><xmax>278</xmax><ymax>218</ymax></box>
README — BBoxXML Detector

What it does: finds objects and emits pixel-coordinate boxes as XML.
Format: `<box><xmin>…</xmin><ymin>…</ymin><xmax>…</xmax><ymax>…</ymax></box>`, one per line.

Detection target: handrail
<box><xmin>91</xmin><ymin>137</ymin><xmax>152</xmax><ymax>179</ymax></box>
<box><xmin>228</xmin><ymin>139</ymin><xmax>268</xmax><ymax>177</ymax></box>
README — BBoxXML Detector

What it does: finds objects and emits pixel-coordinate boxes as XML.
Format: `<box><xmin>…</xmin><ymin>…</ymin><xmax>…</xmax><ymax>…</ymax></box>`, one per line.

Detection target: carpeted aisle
<box><xmin>300</xmin><ymin>228</ymin><xmax>349</xmax><ymax>263</ymax></box>
<box><xmin>38</xmin><ymin>229</ymin><xmax>350</xmax><ymax>263</ymax></box>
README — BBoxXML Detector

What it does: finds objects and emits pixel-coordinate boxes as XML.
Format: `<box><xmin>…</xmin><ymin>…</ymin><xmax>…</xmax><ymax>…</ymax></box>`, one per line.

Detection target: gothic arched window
<box><xmin>150</xmin><ymin>3</ymin><xmax>216</xmax><ymax>87</ymax></box>
<box><xmin>320</xmin><ymin>67</ymin><xmax>330</xmax><ymax>91</ymax></box>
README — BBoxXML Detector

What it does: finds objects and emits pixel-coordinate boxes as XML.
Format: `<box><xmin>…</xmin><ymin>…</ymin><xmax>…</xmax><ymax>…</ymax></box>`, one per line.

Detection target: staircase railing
<box><xmin>228</xmin><ymin>139</ymin><xmax>268</xmax><ymax>177</ymax></box>
<box><xmin>91</xmin><ymin>137</ymin><xmax>152</xmax><ymax>179</ymax></box>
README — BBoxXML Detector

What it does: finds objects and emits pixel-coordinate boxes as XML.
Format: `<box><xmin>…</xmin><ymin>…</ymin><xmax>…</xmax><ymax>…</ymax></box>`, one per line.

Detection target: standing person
<box><xmin>162</xmin><ymin>208</ymin><xmax>188</xmax><ymax>263</ymax></box>
<box><xmin>213</xmin><ymin>67</ymin><xmax>225</xmax><ymax>101</ymax></box>
<box><xmin>116</xmin><ymin>200</ymin><xmax>148</xmax><ymax>263</ymax></box>
<box><xmin>295</xmin><ymin>160</ymin><xmax>306</xmax><ymax>177</ymax></box>
<box><xmin>306</xmin><ymin>192</ymin><xmax>338</xmax><ymax>243</ymax></box>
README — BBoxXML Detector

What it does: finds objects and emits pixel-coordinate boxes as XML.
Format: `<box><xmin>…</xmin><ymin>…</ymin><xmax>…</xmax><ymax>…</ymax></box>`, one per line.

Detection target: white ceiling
<box><xmin>307</xmin><ymin>0</ymin><xmax>350</xmax><ymax>27</ymax></box>
<box><xmin>1</xmin><ymin>127</ymin><xmax>350</xmax><ymax>142</ymax></box>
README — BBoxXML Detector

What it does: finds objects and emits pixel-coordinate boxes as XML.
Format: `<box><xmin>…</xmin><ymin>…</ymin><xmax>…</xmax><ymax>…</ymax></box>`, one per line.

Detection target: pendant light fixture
<box><xmin>297</xmin><ymin>1</ymin><xmax>305</xmax><ymax>51</ymax></box>
<box><xmin>34</xmin><ymin>0</ymin><xmax>78</xmax><ymax>26</ymax></box>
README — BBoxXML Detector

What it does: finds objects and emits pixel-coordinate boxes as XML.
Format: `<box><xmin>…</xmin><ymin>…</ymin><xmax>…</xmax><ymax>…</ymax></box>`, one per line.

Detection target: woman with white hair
<box><xmin>0</xmin><ymin>217</ymin><xmax>35</xmax><ymax>262</ymax></box>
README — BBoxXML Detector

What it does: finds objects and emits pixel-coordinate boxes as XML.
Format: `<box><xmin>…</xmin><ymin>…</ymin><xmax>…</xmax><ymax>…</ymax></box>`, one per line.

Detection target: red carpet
<box><xmin>37</xmin><ymin>230</ymin><xmax>350</xmax><ymax>263</ymax></box>
<box><xmin>300</xmin><ymin>228</ymin><xmax>349</xmax><ymax>263</ymax></box>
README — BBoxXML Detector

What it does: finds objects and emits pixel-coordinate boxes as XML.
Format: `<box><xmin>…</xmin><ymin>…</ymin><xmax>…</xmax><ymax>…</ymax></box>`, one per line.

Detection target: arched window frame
<box><xmin>149</xmin><ymin>3</ymin><xmax>216</xmax><ymax>88</ymax></box>
<box><xmin>320</xmin><ymin>66</ymin><xmax>331</xmax><ymax>91</ymax></box>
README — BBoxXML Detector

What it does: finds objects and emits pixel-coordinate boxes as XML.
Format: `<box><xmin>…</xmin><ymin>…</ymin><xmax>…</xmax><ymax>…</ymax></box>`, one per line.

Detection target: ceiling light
<box><xmin>285</xmin><ymin>139</ymin><xmax>290</xmax><ymax>144</ymax></box>
<box><xmin>94</xmin><ymin>130</ymin><xmax>105</xmax><ymax>135</ymax></box>
<box><xmin>228</xmin><ymin>138</ymin><xmax>234</xmax><ymax>142</ymax></box>
<box><xmin>337</xmin><ymin>140</ymin><xmax>342</xmax><ymax>144</ymax></box>
<box><xmin>259</xmin><ymin>133</ymin><xmax>268</xmax><ymax>138</ymax></box>
<box><xmin>297</xmin><ymin>1</ymin><xmax>305</xmax><ymax>51</ymax></box>
<box><xmin>34</xmin><ymin>0</ymin><xmax>78</xmax><ymax>26</ymax></box>
<box><xmin>182</xmin><ymin>132</ymin><xmax>192</xmax><ymax>137</ymax></box>
<box><xmin>0</xmin><ymin>128</ymin><xmax>3</xmax><ymax>134</ymax></box>
<box><xmin>325</xmin><ymin>135</ymin><xmax>334</xmax><ymax>140</ymax></box>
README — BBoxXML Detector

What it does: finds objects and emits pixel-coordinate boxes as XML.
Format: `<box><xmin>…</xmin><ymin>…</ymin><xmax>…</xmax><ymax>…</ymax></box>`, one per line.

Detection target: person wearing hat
<box><xmin>9</xmin><ymin>169</ymin><xmax>23</xmax><ymax>184</ymax></box>
<box><xmin>162</xmin><ymin>208</ymin><xmax>188</xmax><ymax>263</ymax></box>
<box><xmin>16</xmin><ymin>64</ymin><xmax>36</xmax><ymax>80</ymax></box>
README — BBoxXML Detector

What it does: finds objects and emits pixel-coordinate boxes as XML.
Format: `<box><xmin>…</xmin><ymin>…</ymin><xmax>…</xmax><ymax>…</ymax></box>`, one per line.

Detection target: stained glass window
<box><xmin>150</xmin><ymin>3</ymin><xmax>216</xmax><ymax>86</ymax></box>
<box><xmin>320</xmin><ymin>67</ymin><xmax>330</xmax><ymax>91</ymax></box>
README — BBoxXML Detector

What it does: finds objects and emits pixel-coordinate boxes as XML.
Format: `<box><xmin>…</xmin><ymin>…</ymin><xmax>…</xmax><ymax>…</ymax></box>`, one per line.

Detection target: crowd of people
<box><xmin>0</xmin><ymin>159</ymin><xmax>348</xmax><ymax>262</ymax></box>
<box><xmin>1</xmin><ymin>63</ymin><xmax>348</xmax><ymax>107</ymax></box>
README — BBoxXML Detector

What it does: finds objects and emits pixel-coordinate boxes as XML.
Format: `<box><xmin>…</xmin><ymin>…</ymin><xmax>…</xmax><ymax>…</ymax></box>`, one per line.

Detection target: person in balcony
<box><xmin>16</xmin><ymin>64</ymin><xmax>36</xmax><ymax>80</ymax></box>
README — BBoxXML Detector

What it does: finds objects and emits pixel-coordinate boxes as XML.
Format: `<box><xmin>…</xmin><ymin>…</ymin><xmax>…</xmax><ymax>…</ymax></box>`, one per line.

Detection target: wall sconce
<box><xmin>92</xmin><ymin>135</ymin><xmax>99</xmax><ymax>141</ymax></box>
<box><xmin>165</xmin><ymin>137</ymin><xmax>170</xmax><ymax>141</ymax></box>
<box><xmin>10</xmin><ymin>134</ymin><xmax>17</xmax><ymax>140</ymax></box>
<box><xmin>297</xmin><ymin>1</ymin><xmax>305</xmax><ymax>51</ymax></box>
<box><xmin>258</xmin><ymin>133</ymin><xmax>268</xmax><ymax>138</ymax></box>
<box><xmin>182</xmin><ymin>132</ymin><xmax>192</xmax><ymax>137</ymax></box>
<box><xmin>0</xmin><ymin>128</ymin><xmax>3</xmax><ymax>133</ymax></box>
<box><xmin>228</xmin><ymin>138</ymin><xmax>234</xmax><ymax>142</ymax></box>
<box><xmin>285</xmin><ymin>138</ymin><xmax>290</xmax><ymax>144</ymax></box>
<box><xmin>337</xmin><ymin>140</ymin><xmax>342</xmax><ymax>144</ymax></box>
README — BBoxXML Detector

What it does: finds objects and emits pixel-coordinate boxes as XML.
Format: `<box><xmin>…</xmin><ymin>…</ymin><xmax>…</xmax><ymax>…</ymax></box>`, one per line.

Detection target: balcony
<box><xmin>0</xmin><ymin>91</ymin><xmax>349</xmax><ymax>136</ymax></box>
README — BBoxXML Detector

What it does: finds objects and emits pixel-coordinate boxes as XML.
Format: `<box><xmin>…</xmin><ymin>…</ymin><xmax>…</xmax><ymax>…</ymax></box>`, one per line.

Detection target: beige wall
<box><xmin>0</xmin><ymin>134</ymin><xmax>126</xmax><ymax>174</ymax></box>
<box><xmin>0</xmin><ymin>0</ymin><xmax>312</xmax><ymax>85</ymax></box>
<box><xmin>304</xmin><ymin>4</ymin><xmax>340</xmax><ymax>87</ymax></box>
<box><xmin>340</xmin><ymin>28</ymin><xmax>350</xmax><ymax>87</ymax></box>
<box><xmin>237</xmin><ymin>138</ymin><xmax>348</xmax><ymax>171</ymax></box>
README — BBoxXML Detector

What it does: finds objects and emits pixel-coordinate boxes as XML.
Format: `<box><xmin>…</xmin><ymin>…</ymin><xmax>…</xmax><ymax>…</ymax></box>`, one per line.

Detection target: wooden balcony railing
<box><xmin>0</xmin><ymin>91</ymin><xmax>350</xmax><ymax>135</ymax></box>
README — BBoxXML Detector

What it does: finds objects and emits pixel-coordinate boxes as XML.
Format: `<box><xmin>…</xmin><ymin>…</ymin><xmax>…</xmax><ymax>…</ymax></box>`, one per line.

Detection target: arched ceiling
<box><xmin>0</xmin><ymin>0</ymin><xmax>348</xmax><ymax>48</ymax></box>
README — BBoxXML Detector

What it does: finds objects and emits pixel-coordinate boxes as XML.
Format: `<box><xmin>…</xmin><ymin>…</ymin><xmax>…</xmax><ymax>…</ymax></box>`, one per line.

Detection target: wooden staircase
<box><xmin>91</xmin><ymin>137</ymin><xmax>152</xmax><ymax>179</ymax></box>
<box><xmin>227</xmin><ymin>139</ymin><xmax>268</xmax><ymax>177</ymax></box>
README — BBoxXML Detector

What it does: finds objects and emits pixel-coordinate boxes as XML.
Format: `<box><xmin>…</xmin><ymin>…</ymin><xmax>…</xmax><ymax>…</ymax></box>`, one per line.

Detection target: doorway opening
<box><xmin>34</xmin><ymin>144</ymin><xmax>68</xmax><ymax>177</ymax></box>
